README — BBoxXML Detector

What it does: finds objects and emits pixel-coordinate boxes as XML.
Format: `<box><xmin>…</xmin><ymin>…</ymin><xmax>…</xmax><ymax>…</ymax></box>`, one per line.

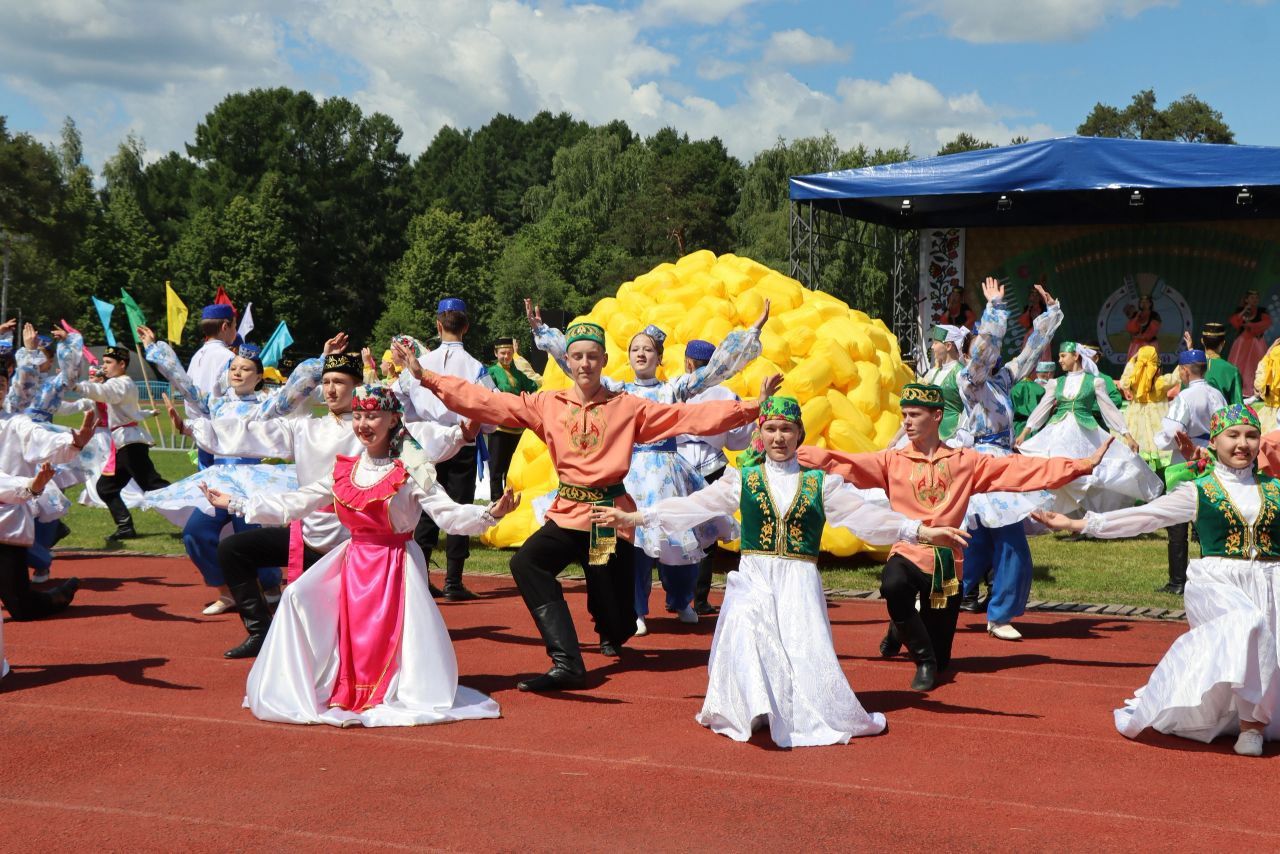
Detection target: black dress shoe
<box><xmin>224</xmin><ymin>635</ymin><xmax>266</xmax><ymax>659</ymax></box>
<box><xmin>878</xmin><ymin>624</ymin><xmax>902</xmax><ymax>658</ymax></box>
<box><xmin>428</xmin><ymin>582</ymin><xmax>445</xmax><ymax>599</ymax></box>
<box><xmin>108</xmin><ymin>525</ymin><xmax>138</xmax><ymax>540</ymax></box>
<box><xmin>517</xmin><ymin>667</ymin><xmax>587</xmax><ymax>692</ymax></box>
<box><xmin>1157</xmin><ymin>582</ymin><xmax>1185</xmax><ymax>595</ymax></box>
<box><xmin>910</xmin><ymin>660</ymin><xmax>938</xmax><ymax>692</ymax></box>
<box><xmin>598</xmin><ymin>639</ymin><xmax>621</xmax><ymax>658</ymax></box>
<box><xmin>959</xmin><ymin>591</ymin><xmax>983</xmax><ymax>613</ymax></box>
<box><xmin>443</xmin><ymin>585</ymin><xmax>479</xmax><ymax>602</ymax></box>
<box><xmin>694</xmin><ymin>602</ymin><xmax>719</xmax><ymax>616</ymax></box>
<box><xmin>48</xmin><ymin>577</ymin><xmax>80</xmax><ymax>611</ymax></box>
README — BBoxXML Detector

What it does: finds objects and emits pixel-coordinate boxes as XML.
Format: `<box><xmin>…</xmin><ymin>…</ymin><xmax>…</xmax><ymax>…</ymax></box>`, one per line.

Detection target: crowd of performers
<box><xmin>1</xmin><ymin>285</ymin><xmax>1278</xmax><ymax>759</ymax></box>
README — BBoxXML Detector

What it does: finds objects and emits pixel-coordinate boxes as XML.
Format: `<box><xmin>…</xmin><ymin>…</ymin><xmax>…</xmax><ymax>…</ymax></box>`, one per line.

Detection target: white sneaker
<box><xmin>202</xmin><ymin>595</ymin><xmax>237</xmax><ymax>616</ymax></box>
<box><xmin>635</xmin><ymin>617</ymin><xmax>649</xmax><ymax>637</ymax></box>
<box><xmin>987</xmin><ymin>622</ymin><xmax>1022</xmax><ymax>641</ymax></box>
<box><xmin>31</xmin><ymin>571</ymin><xmax>51</xmax><ymax>584</ymax></box>
<box><xmin>677</xmin><ymin>606</ymin><xmax>699</xmax><ymax>625</ymax></box>
<box><xmin>1235</xmin><ymin>729</ymin><xmax>1265</xmax><ymax>757</ymax></box>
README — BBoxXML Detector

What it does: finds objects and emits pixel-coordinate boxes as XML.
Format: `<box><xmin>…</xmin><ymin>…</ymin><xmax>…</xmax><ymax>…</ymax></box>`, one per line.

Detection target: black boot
<box><xmin>895</xmin><ymin>614</ymin><xmax>938</xmax><ymax>692</ymax></box>
<box><xmin>223</xmin><ymin>579</ymin><xmax>273</xmax><ymax>659</ymax></box>
<box><xmin>518</xmin><ymin>601</ymin><xmax>587</xmax><ymax>692</ymax></box>
<box><xmin>598</xmin><ymin>636</ymin><xmax>621</xmax><ymax>658</ymax></box>
<box><xmin>959</xmin><ymin>589</ymin><xmax>983</xmax><ymax>613</ymax></box>
<box><xmin>46</xmin><ymin>577</ymin><xmax>80</xmax><ymax>613</ymax></box>
<box><xmin>443</xmin><ymin>561</ymin><xmax>478</xmax><ymax>601</ymax></box>
<box><xmin>1160</xmin><ymin>523</ymin><xmax>1188</xmax><ymax>595</ymax></box>
<box><xmin>878</xmin><ymin>622</ymin><xmax>902</xmax><ymax>658</ymax></box>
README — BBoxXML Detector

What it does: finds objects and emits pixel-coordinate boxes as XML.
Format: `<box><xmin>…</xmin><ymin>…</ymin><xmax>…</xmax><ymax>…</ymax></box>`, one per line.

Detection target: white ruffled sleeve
<box><xmin>238</xmin><ymin>474</ymin><xmax>336</xmax><ymax>526</ymax></box>
<box><xmin>414</xmin><ymin>482</ymin><xmax>497</xmax><ymax>536</ymax></box>
<box><xmin>404</xmin><ymin>420</ymin><xmax>465</xmax><ymax>463</ymax></box>
<box><xmin>1023</xmin><ymin>386</ymin><xmax>1058</xmax><ymax>433</ymax></box>
<box><xmin>822</xmin><ymin>474</ymin><xmax>920</xmax><ymax>546</ymax></box>
<box><xmin>641</xmin><ymin>466</ymin><xmax>741</xmax><ymax>534</ymax></box>
<box><xmin>0</xmin><ymin>474</ymin><xmax>34</xmax><ymax>504</ymax></box>
<box><xmin>1082</xmin><ymin>483</ymin><xmax>1196</xmax><ymax>538</ymax></box>
<box><xmin>1093</xmin><ymin>377</ymin><xmax>1131</xmax><ymax>435</ymax></box>
<box><xmin>188</xmin><ymin>416</ymin><xmax>296</xmax><ymax>459</ymax></box>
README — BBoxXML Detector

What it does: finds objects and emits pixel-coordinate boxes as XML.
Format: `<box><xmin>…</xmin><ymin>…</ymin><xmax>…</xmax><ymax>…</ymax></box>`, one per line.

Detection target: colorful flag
<box><xmin>259</xmin><ymin>321</ymin><xmax>293</xmax><ymax>367</ymax></box>
<box><xmin>165</xmin><ymin>281</ymin><xmax>188</xmax><ymax>345</ymax></box>
<box><xmin>91</xmin><ymin>296</ymin><xmax>117</xmax><ymax>346</ymax></box>
<box><xmin>237</xmin><ymin>302</ymin><xmax>255</xmax><ymax>339</ymax></box>
<box><xmin>214</xmin><ymin>286</ymin><xmax>236</xmax><ymax>314</ymax></box>
<box><xmin>60</xmin><ymin>319</ymin><xmax>98</xmax><ymax>365</ymax></box>
<box><xmin>119</xmin><ymin>289</ymin><xmax>147</xmax><ymax>344</ymax></box>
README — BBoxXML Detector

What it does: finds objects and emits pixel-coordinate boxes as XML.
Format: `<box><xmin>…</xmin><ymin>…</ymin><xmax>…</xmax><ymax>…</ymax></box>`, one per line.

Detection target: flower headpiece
<box><xmin>1209</xmin><ymin>403</ymin><xmax>1260</xmax><ymax>439</ymax></box>
<box><xmin>739</xmin><ymin>395</ymin><xmax>804</xmax><ymax>467</ymax></box>
<box><xmin>352</xmin><ymin>383</ymin><xmax>402</xmax><ymax>413</ymax></box>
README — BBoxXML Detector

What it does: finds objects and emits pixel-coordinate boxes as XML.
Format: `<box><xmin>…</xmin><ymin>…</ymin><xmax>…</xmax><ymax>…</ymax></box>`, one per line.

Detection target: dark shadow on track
<box><xmin>58</xmin><ymin>602</ymin><xmax>206</xmax><ymax>624</ymax></box>
<box><xmin>2</xmin><ymin>657</ymin><xmax>199</xmax><ymax>692</ymax></box>
<box><xmin>75</xmin><ymin>575</ymin><xmax>195</xmax><ymax>592</ymax></box>
<box><xmin>857</xmin><ymin>688</ymin><xmax>1039</xmax><ymax>718</ymax></box>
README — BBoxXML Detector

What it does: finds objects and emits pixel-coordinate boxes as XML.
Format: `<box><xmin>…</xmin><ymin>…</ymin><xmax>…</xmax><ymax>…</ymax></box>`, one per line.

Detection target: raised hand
<box><xmin>1034</xmin><ymin>282</ymin><xmax>1057</xmax><ymax>306</ymax></box>
<box><xmin>981</xmin><ymin>276</ymin><xmax>1004</xmax><ymax>303</ymax></box>
<box><xmin>51</xmin><ymin>327</ymin><xmax>67</xmax><ymax>341</ymax></box>
<box><xmin>1182</xmin><ymin>330</ymin><xmax>1193</xmax><ymax>351</ymax></box>
<box><xmin>1085</xmin><ymin>436</ymin><xmax>1114</xmax><ymax>471</ymax></box>
<box><xmin>361</xmin><ymin>347</ymin><xmax>375</xmax><ymax>370</ymax></box>
<box><xmin>30</xmin><ymin>463</ymin><xmax>56</xmax><ymax>495</ymax></box>
<box><xmin>322</xmin><ymin>332</ymin><xmax>349</xmax><ymax>356</ymax></box>
<box><xmin>161</xmin><ymin>393</ymin><xmax>185</xmax><ymax>434</ymax></box>
<box><xmin>918</xmin><ymin>525</ymin><xmax>972</xmax><ymax>550</ymax></box>
<box><xmin>71</xmin><ymin>410</ymin><xmax>97</xmax><ymax>449</ymax></box>
<box><xmin>524</xmin><ymin>299</ymin><xmax>543</xmax><ymax>330</ymax></box>
<box><xmin>137</xmin><ymin>325</ymin><xmax>157</xmax><ymax>347</ymax></box>
<box><xmin>199</xmin><ymin>483</ymin><xmax>232</xmax><ymax>510</ymax></box>
<box><xmin>0</xmin><ymin>318</ymin><xmax>15</xmax><ymax>335</ymax></box>
<box><xmin>1123</xmin><ymin>434</ymin><xmax>1140</xmax><ymax>454</ymax></box>
<box><xmin>589</xmin><ymin>504</ymin><xmax>643</xmax><ymax>529</ymax></box>
<box><xmin>751</xmin><ymin>299</ymin><xmax>772</xmax><ymax>332</ymax></box>
<box><xmin>22</xmin><ymin>322</ymin><xmax>37</xmax><ymax>350</ymax></box>
<box><xmin>490</xmin><ymin>487</ymin><xmax>522</xmax><ymax>519</ymax></box>
<box><xmin>460</xmin><ymin>418</ymin><xmax>481</xmax><ymax>443</ymax></box>
<box><xmin>757</xmin><ymin>372</ymin><xmax>783</xmax><ymax>403</ymax></box>
<box><xmin>392</xmin><ymin>339</ymin><xmax>425</xmax><ymax>380</ymax></box>
<box><xmin>1029</xmin><ymin>509</ymin><xmax>1085</xmax><ymax>533</ymax></box>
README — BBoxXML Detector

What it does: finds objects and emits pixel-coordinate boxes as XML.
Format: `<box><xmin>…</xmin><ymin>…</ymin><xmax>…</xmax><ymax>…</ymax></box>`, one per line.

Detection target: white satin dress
<box><xmin>642</xmin><ymin>458</ymin><xmax>922</xmax><ymax>747</ymax></box>
<box><xmin>1082</xmin><ymin>464</ymin><xmax>1280</xmax><ymax>744</ymax></box>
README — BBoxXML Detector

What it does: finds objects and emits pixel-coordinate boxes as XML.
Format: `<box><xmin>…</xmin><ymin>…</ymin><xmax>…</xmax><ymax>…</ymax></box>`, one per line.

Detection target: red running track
<box><xmin>2</xmin><ymin>554</ymin><xmax>1276</xmax><ymax>852</ymax></box>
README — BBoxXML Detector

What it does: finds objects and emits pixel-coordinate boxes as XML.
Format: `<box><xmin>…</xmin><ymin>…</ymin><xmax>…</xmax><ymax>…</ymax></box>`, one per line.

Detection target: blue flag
<box><xmin>92</xmin><ymin>296</ymin><xmax>117</xmax><ymax>346</ymax></box>
<box><xmin>259</xmin><ymin>321</ymin><xmax>293</xmax><ymax>368</ymax></box>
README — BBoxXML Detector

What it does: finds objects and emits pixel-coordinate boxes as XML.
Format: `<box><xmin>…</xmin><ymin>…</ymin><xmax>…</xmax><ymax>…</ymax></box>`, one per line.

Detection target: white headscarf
<box><xmin>1077</xmin><ymin>345</ymin><xmax>1100</xmax><ymax>376</ymax></box>
<box><xmin>937</xmin><ymin>324</ymin><xmax>970</xmax><ymax>349</ymax></box>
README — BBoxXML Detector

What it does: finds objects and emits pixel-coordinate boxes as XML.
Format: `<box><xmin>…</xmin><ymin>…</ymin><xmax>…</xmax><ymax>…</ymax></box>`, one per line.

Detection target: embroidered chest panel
<box><xmin>739</xmin><ymin>466</ymin><xmax>826</xmax><ymax>560</ymax></box>
<box><xmin>561</xmin><ymin>402</ymin><xmax>608</xmax><ymax>456</ymax></box>
<box><xmin>1195</xmin><ymin>473</ymin><xmax>1280</xmax><ymax>558</ymax></box>
<box><xmin>910</xmin><ymin>457</ymin><xmax>952</xmax><ymax>510</ymax></box>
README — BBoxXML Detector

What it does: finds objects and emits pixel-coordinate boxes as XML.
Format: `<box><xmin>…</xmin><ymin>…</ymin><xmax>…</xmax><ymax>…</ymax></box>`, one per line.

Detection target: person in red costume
<box><xmin>1229</xmin><ymin>289</ymin><xmax>1270</xmax><ymax>397</ymax></box>
<box><xmin>1125</xmin><ymin>295</ymin><xmax>1161</xmax><ymax>360</ymax></box>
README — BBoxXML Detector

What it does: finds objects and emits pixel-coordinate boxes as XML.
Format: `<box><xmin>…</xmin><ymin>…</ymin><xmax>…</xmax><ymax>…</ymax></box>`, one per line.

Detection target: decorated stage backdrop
<box><xmin>923</xmin><ymin>221</ymin><xmax>1280</xmax><ymax>373</ymax></box>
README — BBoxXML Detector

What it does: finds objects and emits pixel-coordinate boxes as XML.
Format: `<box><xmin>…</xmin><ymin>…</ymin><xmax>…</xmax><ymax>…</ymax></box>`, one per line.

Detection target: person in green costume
<box><xmin>1163</xmin><ymin>327</ymin><xmax>1243</xmax><ymax>406</ymax></box>
<box><xmin>591</xmin><ymin>395</ymin><xmax>969</xmax><ymax>747</ymax></box>
<box><xmin>484</xmin><ymin>337</ymin><xmax>541</xmax><ymax>501</ymax></box>
<box><xmin>915</xmin><ymin>323</ymin><xmax>969</xmax><ymax>443</ymax></box>
<box><xmin>1011</xmin><ymin>360</ymin><xmax>1054</xmax><ymax>438</ymax></box>
<box><xmin>1034</xmin><ymin>403</ymin><xmax>1279</xmax><ymax>757</ymax></box>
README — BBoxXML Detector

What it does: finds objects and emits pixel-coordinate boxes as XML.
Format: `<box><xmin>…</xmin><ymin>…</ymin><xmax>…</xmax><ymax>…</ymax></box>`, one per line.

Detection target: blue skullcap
<box><xmin>1178</xmin><ymin>349</ymin><xmax>1208</xmax><ymax>366</ymax></box>
<box><xmin>36</xmin><ymin>334</ymin><xmax>53</xmax><ymax>347</ymax></box>
<box><xmin>202</xmin><ymin>304</ymin><xmax>234</xmax><ymax>321</ymax></box>
<box><xmin>237</xmin><ymin>341</ymin><xmax>261</xmax><ymax>360</ymax></box>
<box><xmin>437</xmin><ymin>297</ymin><xmax>467</xmax><ymax>313</ymax></box>
<box><xmin>636</xmin><ymin>324</ymin><xmax>667</xmax><ymax>345</ymax></box>
<box><xmin>685</xmin><ymin>339</ymin><xmax>715</xmax><ymax>362</ymax></box>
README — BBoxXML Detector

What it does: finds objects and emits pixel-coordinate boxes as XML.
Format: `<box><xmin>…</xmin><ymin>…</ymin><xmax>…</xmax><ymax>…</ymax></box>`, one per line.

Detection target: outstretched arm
<box><xmin>1006</xmin><ymin>287</ymin><xmax>1062</xmax><ymax>383</ymax></box>
<box><xmin>962</xmin><ymin>278</ymin><xmax>1010</xmax><ymax>387</ymax></box>
<box><xmin>527</xmin><ymin>300</ymin><xmax>623</xmax><ymax>393</ymax></box>
<box><xmin>1033</xmin><ymin>483</ymin><xmax>1196</xmax><ymax>538</ymax></box>
<box><xmin>795</xmin><ymin>446</ymin><xmax>890</xmax><ymax>491</ymax></box>
<box><xmin>668</xmin><ymin>301</ymin><xmax>769</xmax><ymax>400</ymax></box>
<box><xmin>972</xmin><ymin>441</ymin><xmax>1105</xmax><ymax>493</ymax></box>
<box><xmin>206</xmin><ymin>476</ymin><xmax>335</xmax><ymax>526</ymax></box>
<box><xmin>143</xmin><ymin>331</ymin><xmax>211</xmax><ymax>417</ymax></box>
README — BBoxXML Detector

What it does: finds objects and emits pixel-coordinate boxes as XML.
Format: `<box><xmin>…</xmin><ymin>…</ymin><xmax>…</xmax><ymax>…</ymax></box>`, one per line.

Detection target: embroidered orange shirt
<box><xmin>797</xmin><ymin>444</ymin><xmax>1091</xmax><ymax>576</ymax></box>
<box><xmin>420</xmin><ymin>373</ymin><xmax>759</xmax><ymax>534</ymax></box>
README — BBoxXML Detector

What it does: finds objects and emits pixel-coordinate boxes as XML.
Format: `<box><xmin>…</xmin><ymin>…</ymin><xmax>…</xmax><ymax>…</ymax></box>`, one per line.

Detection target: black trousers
<box><xmin>414</xmin><ymin>445</ymin><xmax>476</xmax><ymax>576</ymax></box>
<box><xmin>96</xmin><ymin>442</ymin><xmax>170</xmax><ymax>527</ymax></box>
<box><xmin>217</xmin><ymin>526</ymin><xmax>322</xmax><ymax>590</ymax></box>
<box><xmin>0</xmin><ymin>543</ymin><xmax>60</xmax><ymax>620</ymax></box>
<box><xmin>694</xmin><ymin>464</ymin><xmax>729</xmax><ymax>607</ymax></box>
<box><xmin>508</xmin><ymin>520</ymin><xmax>637</xmax><ymax>646</ymax></box>
<box><xmin>487</xmin><ymin>430</ymin><xmax>523</xmax><ymax>501</ymax></box>
<box><xmin>1167</xmin><ymin>523</ymin><xmax>1189</xmax><ymax>586</ymax></box>
<box><xmin>880</xmin><ymin>553</ymin><xmax>963</xmax><ymax>670</ymax></box>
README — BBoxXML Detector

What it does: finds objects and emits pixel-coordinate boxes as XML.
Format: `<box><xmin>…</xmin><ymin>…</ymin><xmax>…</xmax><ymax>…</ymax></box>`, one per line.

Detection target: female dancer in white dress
<box><xmin>593</xmin><ymin>396</ymin><xmax>970</xmax><ymax>747</ymax></box>
<box><xmin>203</xmin><ymin>384</ymin><xmax>517</xmax><ymax>728</ymax></box>
<box><xmin>1016</xmin><ymin>341</ymin><xmax>1162</xmax><ymax>513</ymax></box>
<box><xmin>1034</xmin><ymin>404</ymin><xmax>1279</xmax><ymax>757</ymax></box>
<box><xmin>529</xmin><ymin>298</ymin><xmax>768</xmax><ymax>636</ymax></box>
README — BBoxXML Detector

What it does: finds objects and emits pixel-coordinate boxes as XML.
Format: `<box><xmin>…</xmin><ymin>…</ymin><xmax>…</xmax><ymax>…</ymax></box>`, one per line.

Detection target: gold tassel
<box><xmin>588</xmin><ymin>531</ymin><xmax>617</xmax><ymax>566</ymax></box>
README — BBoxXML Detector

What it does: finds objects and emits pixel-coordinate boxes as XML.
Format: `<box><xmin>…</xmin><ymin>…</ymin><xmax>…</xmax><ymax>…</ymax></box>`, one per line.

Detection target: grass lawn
<box><xmin>57</xmin><ymin>447</ymin><xmax>1184</xmax><ymax>609</ymax></box>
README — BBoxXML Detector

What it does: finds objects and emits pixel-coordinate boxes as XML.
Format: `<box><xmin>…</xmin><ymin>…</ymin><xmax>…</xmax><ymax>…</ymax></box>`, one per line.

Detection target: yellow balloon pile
<box><xmin>481</xmin><ymin>250</ymin><xmax>915</xmax><ymax>557</ymax></box>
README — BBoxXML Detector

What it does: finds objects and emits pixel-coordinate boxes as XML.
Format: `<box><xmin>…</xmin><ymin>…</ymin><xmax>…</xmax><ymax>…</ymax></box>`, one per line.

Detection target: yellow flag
<box><xmin>165</xmin><ymin>281</ymin><xmax>188</xmax><ymax>344</ymax></box>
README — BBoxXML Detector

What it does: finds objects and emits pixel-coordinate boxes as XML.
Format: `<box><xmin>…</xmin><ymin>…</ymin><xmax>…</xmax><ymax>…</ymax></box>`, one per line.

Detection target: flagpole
<box><xmin>132</xmin><ymin>341</ymin><xmax>170</xmax><ymax>449</ymax></box>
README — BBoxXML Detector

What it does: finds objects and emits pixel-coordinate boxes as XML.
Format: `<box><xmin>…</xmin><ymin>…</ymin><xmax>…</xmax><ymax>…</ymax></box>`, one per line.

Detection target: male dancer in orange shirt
<box><xmin>797</xmin><ymin>383</ymin><xmax>1110</xmax><ymax>691</ymax></box>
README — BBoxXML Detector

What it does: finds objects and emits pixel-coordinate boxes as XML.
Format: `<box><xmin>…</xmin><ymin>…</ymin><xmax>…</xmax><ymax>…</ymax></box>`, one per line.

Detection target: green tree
<box><xmin>936</xmin><ymin>132</ymin><xmax>995</xmax><ymax>156</ymax></box>
<box><xmin>371</xmin><ymin>208</ymin><xmax>505</xmax><ymax>350</ymax></box>
<box><xmin>1078</xmin><ymin>89</ymin><xmax>1234</xmax><ymax>143</ymax></box>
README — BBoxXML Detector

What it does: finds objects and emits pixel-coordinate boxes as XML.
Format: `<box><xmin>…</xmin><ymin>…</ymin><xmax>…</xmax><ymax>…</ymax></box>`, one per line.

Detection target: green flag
<box><xmin>120</xmin><ymin>288</ymin><xmax>147</xmax><ymax>344</ymax></box>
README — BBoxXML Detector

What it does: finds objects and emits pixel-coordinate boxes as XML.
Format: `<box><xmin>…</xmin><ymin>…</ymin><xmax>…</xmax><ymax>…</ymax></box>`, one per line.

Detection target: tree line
<box><xmin>0</xmin><ymin>87</ymin><xmax>1234</xmax><ymax>355</ymax></box>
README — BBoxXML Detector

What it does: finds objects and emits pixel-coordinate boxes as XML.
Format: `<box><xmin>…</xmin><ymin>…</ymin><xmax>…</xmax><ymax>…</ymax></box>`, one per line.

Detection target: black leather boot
<box><xmin>895</xmin><ymin>614</ymin><xmax>938</xmax><ymax>692</ymax></box>
<box><xmin>518</xmin><ymin>601</ymin><xmax>587</xmax><ymax>692</ymax></box>
<box><xmin>443</xmin><ymin>560</ymin><xmax>478</xmax><ymax>601</ymax></box>
<box><xmin>1160</xmin><ymin>523</ymin><xmax>1188</xmax><ymax>595</ymax></box>
<box><xmin>878</xmin><ymin>622</ymin><xmax>902</xmax><ymax>658</ymax></box>
<box><xmin>959</xmin><ymin>589</ymin><xmax>983</xmax><ymax>613</ymax></box>
<box><xmin>223</xmin><ymin>578</ymin><xmax>273</xmax><ymax>659</ymax></box>
<box><xmin>46</xmin><ymin>577</ymin><xmax>80</xmax><ymax>613</ymax></box>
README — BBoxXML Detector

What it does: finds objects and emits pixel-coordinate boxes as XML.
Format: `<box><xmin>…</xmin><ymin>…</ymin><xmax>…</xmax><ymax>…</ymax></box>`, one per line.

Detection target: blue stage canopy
<box><xmin>789</xmin><ymin>136</ymin><xmax>1280</xmax><ymax>228</ymax></box>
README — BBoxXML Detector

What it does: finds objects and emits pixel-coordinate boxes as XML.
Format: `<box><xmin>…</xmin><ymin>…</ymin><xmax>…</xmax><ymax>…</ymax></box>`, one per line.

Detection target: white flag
<box><xmin>237</xmin><ymin>302</ymin><xmax>255</xmax><ymax>339</ymax></box>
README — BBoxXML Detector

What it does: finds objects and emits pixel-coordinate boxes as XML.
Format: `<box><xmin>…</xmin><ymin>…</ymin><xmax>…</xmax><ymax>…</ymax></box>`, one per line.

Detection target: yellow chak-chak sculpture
<box><xmin>482</xmin><ymin>250</ymin><xmax>915</xmax><ymax>557</ymax></box>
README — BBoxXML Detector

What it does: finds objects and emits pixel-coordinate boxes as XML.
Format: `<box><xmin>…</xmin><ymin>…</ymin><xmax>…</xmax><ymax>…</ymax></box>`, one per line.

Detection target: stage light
<box><xmin>1237</xmin><ymin>187</ymin><xmax>1253</xmax><ymax>206</ymax></box>
<box><xmin>1129</xmin><ymin>190</ymin><xmax>1144</xmax><ymax>207</ymax></box>
<box><xmin>899</xmin><ymin>199</ymin><xmax>912</xmax><ymax>215</ymax></box>
<box><xmin>996</xmin><ymin>194</ymin><xmax>1012</xmax><ymax>211</ymax></box>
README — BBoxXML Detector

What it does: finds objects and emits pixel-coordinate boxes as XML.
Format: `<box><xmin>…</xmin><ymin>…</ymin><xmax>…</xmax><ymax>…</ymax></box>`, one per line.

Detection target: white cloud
<box><xmin>636</xmin><ymin>0</ymin><xmax>764</xmax><ymax>26</ymax></box>
<box><xmin>761</xmin><ymin>29</ymin><xmax>851</xmax><ymax>65</ymax></box>
<box><xmin>909</xmin><ymin>0</ymin><xmax>1177</xmax><ymax>43</ymax></box>
<box><xmin>0</xmin><ymin>0</ymin><xmax>1059</xmax><ymax>172</ymax></box>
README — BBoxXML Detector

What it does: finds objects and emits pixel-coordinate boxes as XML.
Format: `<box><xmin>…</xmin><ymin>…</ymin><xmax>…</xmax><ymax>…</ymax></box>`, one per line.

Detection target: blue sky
<box><xmin>1</xmin><ymin>1</ymin><xmax>1275</xmax><ymax>172</ymax></box>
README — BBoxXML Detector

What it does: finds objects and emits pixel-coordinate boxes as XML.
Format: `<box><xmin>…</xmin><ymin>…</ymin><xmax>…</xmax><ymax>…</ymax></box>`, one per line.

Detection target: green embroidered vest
<box><xmin>1049</xmin><ymin>374</ymin><xmax>1100</xmax><ymax>431</ymax></box>
<box><xmin>739</xmin><ymin>465</ymin><xmax>826</xmax><ymax>561</ymax></box>
<box><xmin>1194</xmin><ymin>471</ymin><xmax>1280</xmax><ymax>559</ymax></box>
<box><xmin>922</xmin><ymin>362</ymin><xmax>963</xmax><ymax>439</ymax></box>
